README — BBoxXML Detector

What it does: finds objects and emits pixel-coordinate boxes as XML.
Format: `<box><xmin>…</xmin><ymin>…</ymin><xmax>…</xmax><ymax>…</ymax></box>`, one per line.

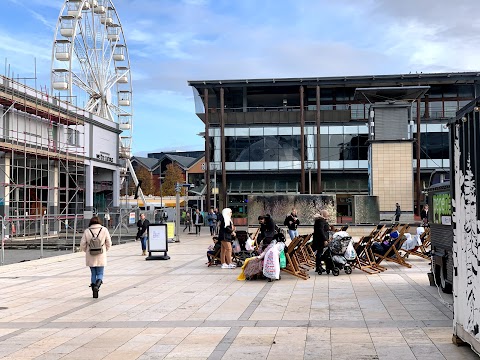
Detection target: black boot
<box><xmin>95</xmin><ymin>279</ymin><xmax>103</xmax><ymax>291</ymax></box>
<box><xmin>90</xmin><ymin>283</ymin><xmax>98</xmax><ymax>299</ymax></box>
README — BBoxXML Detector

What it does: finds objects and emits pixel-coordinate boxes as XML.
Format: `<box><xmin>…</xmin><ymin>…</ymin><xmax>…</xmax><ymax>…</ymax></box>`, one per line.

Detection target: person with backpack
<box><xmin>80</xmin><ymin>216</ymin><xmax>112</xmax><ymax>299</ymax></box>
<box><xmin>136</xmin><ymin>213</ymin><xmax>150</xmax><ymax>256</ymax></box>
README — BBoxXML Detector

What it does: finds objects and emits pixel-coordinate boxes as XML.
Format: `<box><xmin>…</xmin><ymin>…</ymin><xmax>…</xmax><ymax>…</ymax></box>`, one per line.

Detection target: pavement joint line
<box><xmin>238</xmin><ymin>281</ymin><xmax>273</xmax><ymax>320</ymax></box>
<box><xmin>207</xmin><ymin>326</ymin><xmax>242</xmax><ymax>360</ymax></box>
<box><xmin>399</xmin><ymin>273</ymin><xmax>453</xmax><ymax>314</ymax></box>
<box><xmin>0</xmin><ymin>319</ymin><xmax>455</xmax><ymax>329</ymax></box>
<box><xmin>206</xmin><ymin>282</ymin><xmax>273</xmax><ymax>359</ymax></box>
<box><xmin>0</xmin><ymin>254</ymin><xmax>205</xmax><ymax>342</ymax></box>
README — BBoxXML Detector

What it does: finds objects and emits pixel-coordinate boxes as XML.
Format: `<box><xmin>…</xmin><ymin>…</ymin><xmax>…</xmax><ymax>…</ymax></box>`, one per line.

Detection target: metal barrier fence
<box><xmin>0</xmin><ymin>208</ymin><xmax>160</xmax><ymax>265</ymax></box>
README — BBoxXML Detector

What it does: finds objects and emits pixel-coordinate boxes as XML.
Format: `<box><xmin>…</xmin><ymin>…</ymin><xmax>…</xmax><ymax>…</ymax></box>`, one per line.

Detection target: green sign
<box><xmin>432</xmin><ymin>192</ymin><xmax>451</xmax><ymax>224</ymax></box>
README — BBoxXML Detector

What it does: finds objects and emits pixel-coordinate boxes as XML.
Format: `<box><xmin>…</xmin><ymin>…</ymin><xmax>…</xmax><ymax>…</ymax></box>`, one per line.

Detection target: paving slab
<box><xmin>0</xmin><ymin>232</ymin><xmax>477</xmax><ymax>359</ymax></box>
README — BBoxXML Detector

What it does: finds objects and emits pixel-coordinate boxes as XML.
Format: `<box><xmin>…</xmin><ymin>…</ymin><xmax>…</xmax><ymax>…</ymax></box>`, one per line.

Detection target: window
<box><xmin>351</xmin><ymin>103</ymin><xmax>365</xmax><ymax>120</ymax></box>
<box><xmin>67</xmin><ymin>128</ymin><xmax>79</xmax><ymax>146</ymax></box>
<box><xmin>414</xmin><ymin>132</ymin><xmax>449</xmax><ymax>159</ymax></box>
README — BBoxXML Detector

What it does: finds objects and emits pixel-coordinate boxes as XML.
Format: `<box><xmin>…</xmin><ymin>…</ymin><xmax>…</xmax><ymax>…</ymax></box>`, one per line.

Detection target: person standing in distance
<box><xmin>136</xmin><ymin>213</ymin><xmax>150</xmax><ymax>256</ymax></box>
<box><xmin>214</xmin><ymin>208</ymin><xmax>221</xmax><ymax>235</ymax></box>
<box><xmin>218</xmin><ymin>208</ymin><xmax>236</xmax><ymax>268</ymax></box>
<box><xmin>183</xmin><ymin>211</ymin><xmax>192</xmax><ymax>233</ymax></box>
<box><xmin>193</xmin><ymin>209</ymin><xmax>204</xmax><ymax>236</ymax></box>
<box><xmin>395</xmin><ymin>203</ymin><xmax>401</xmax><ymax>222</ymax></box>
<box><xmin>284</xmin><ymin>208</ymin><xmax>300</xmax><ymax>241</ymax></box>
<box><xmin>206</xmin><ymin>208</ymin><xmax>217</xmax><ymax>236</ymax></box>
<box><xmin>80</xmin><ymin>216</ymin><xmax>112</xmax><ymax>298</ymax></box>
<box><xmin>104</xmin><ymin>208</ymin><xmax>111</xmax><ymax>228</ymax></box>
<box><xmin>421</xmin><ymin>204</ymin><xmax>429</xmax><ymax>227</ymax></box>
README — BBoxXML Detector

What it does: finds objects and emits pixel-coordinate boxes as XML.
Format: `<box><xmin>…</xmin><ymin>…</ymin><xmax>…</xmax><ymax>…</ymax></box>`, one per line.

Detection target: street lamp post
<box><xmin>159</xmin><ymin>175</ymin><xmax>164</xmax><ymax>222</ymax></box>
<box><xmin>213</xmin><ymin>164</ymin><xmax>217</xmax><ymax>210</ymax></box>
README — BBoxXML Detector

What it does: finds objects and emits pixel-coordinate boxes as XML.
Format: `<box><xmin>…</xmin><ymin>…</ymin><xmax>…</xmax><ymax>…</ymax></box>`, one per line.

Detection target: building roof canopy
<box><xmin>188</xmin><ymin>72</ymin><xmax>480</xmax><ymax>90</ymax></box>
<box><xmin>354</xmin><ymin>86</ymin><xmax>430</xmax><ymax>103</ymax></box>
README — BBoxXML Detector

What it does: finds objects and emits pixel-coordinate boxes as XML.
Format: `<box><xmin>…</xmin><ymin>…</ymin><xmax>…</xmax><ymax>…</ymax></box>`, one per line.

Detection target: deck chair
<box><xmin>352</xmin><ymin>235</ymin><xmax>383</xmax><ymax>274</ymax></box>
<box><xmin>370</xmin><ymin>226</ymin><xmax>412</xmax><ymax>269</ymax></box>
<box><xmin>282</xmin><ymin>235</ymin><xmax>309</xmax><ymax>280</ymax></box>
<box><xmin>294</xmin><ymin>234</ymin><xmax>315</xmax><ymax>270</ymax></box>
<box><xmin>403</xmin><ymin>227</ymin><xmax>431</xmax><ymax>260</ymax></box>
<box><xmin>369</xmin><ymin>224</ymin><xmax>385</xmax><ymax>240</ymax></box>
<box><xmin>207</xmin><ymin>246</ymin><xmax>222</xmax><ymax>267</ymax></box>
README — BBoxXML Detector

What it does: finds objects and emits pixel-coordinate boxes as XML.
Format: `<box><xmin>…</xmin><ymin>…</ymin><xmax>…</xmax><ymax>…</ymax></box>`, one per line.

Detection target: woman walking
<box><xmin>80</xmin><ymin>216</ymin><xmax>112</xmax><ymax>298</ymax></box>
<box><xmin>218</xmin><ymin>208</ymin><xmax>236</xmax><ymax>269</ymax></box>
<box><xmin>312</xmin><ymin>210</ymin><xmax>330</xmax><ymax>273</ymax></box>
<box><xmin>136</xmin><ymin>213</ymin><xmax>150</xmax><ymax>256</ymax></box>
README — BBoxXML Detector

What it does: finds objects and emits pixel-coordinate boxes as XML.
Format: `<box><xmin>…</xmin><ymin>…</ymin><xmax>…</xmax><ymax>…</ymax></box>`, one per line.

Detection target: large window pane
<box><xmin>458</xmin><ymin>85</ymin><xmax>474</xmax><ymax>98</ymax></box>
<box><xmin>444</xmin><ymin>101</ymin><xmax>458</xmax><ymax>117</ymax></box>
<box><xmin>429</xmin><ymin>101</ymin><xmax>443</xmax><ymax>118</ymax></box>
<box><xmin>351</xmin><ymin>103</ymin><xmax>365</xmax><ymax>119</ymax></box>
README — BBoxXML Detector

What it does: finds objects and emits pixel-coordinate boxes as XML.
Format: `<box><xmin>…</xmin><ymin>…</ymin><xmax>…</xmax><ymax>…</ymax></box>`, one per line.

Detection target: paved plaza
<box><xmin>0</xmin><ymin>231</ymin><xmax>477</xmax><ymax>360</ymax></box>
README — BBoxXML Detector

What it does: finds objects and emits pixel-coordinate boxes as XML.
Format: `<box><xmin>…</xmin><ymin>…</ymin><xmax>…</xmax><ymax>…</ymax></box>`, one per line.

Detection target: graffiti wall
<box><xmin>247</xmin><ymin>194</ymin><xmax>336</xmax><ymax>226</ymax></box>
<box><xmin>452</xmin><ymin>113</ymin><xmax>480</xmax><ymax>349</ymax></box>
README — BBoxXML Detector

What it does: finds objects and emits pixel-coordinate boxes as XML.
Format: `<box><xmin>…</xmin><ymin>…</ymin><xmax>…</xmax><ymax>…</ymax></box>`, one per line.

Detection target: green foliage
<box><xmin>136</xmin><ymin>166</ymin><xmax>155</xmax><ymax>195</ymax></box>
<box><xmin>162</xmin><ymin>163</ymin><xmax>185</xmax><ymax>196</ymax></box>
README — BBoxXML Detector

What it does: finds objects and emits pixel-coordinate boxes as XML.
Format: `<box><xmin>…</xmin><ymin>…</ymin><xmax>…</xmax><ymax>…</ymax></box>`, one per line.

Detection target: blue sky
<box><xmin>2</xmin><ymin>0</ymin><xmax>480</xmax><ymax>155</ymax></box>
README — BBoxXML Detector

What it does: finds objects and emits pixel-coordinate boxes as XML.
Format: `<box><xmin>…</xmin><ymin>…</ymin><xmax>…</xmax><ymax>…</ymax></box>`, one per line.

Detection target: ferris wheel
<box><xmin>51</xmin><ymin>0</ymin><xmax>133</xmax><ymax>158</ymax></box>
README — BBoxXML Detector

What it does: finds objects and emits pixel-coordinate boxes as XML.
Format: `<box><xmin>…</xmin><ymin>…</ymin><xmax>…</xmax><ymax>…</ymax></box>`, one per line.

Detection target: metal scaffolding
<box><xmin>0</xmin><ymin>74</ymin><xmax>85</xmax><ymax>236</ymax></box>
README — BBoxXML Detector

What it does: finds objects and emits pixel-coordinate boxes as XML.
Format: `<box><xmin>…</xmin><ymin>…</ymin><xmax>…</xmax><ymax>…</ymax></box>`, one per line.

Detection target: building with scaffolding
<box><xmin>0</xmin><ymin>75</ymin><xmax>121</xmax><ymax>235</ymax></box>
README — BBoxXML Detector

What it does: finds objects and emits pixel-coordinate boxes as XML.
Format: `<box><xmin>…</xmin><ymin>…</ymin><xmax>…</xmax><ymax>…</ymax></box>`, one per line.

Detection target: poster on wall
<box><xmin>129</xmin><ymin>212</ymin><xmax>136</xmax><ymax>224</ymax></box>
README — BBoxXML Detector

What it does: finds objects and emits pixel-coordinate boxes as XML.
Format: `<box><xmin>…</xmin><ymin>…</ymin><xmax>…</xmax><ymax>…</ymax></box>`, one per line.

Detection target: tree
<box><xmin>135</xmin><ymin>166</ymin><xmax>154</xmax><ymax>195</ymax></box>
<box><xmin>162</xmin><ymin>163</ymin><xmax>185</xmax><ymax>196</ymax></box>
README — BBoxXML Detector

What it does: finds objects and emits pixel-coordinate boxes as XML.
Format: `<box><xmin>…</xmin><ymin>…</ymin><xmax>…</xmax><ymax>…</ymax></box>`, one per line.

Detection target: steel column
<box><xmin>316</xmin><ymin>85</ymin><xmax>322</xmax><ymax>193</ymax></box>
<box><xmin>204</xmin><ymin>88</ymin><xmax>211</xmax><ymax>210</ymax></box>
<box><xmin>300</xmin><ymin>85</ymin><xmax>305</xmax><ymax>194</ymax></box>
<box><xmin>416</xmin><ymin>100</ymin><xmax>421</xmax><ymax>216</ymax></box>
<box><xmin>220</xmin><ymin>88</ymin><xmax>227</xmax><ymax>209</ymax></box>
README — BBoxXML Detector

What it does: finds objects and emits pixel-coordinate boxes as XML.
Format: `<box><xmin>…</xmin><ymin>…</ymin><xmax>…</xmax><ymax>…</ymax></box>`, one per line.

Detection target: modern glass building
<box><xmin>188</xmin><ymin>72</ymin><xmax>480</xmax><ymax>217</ymax></box>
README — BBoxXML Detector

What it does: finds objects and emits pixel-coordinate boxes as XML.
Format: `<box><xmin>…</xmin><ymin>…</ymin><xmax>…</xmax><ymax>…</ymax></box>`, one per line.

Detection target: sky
<box><xmin>2</xmin><ymin>0</ymin><xmax>480</xmax><ymax>156</ymax></box>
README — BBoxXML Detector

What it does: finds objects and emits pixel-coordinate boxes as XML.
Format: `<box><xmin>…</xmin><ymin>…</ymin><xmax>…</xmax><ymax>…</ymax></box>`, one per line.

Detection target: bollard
<box><xmin>40</xmin><ymin>215</ymin><xmax>44</xmax><ymax>259</ymax></box>
<box><xmin>73</xmin><ymin>214</ymin><xmax>77</xmax><ymax>253</ymax></box>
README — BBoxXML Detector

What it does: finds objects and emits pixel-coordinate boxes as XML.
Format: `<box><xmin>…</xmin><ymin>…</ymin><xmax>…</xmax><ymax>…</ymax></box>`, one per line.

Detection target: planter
<box><xmin>233</xmin><ymin>217</ymin><xmax>247</xmax><ymax>226</ymax></box>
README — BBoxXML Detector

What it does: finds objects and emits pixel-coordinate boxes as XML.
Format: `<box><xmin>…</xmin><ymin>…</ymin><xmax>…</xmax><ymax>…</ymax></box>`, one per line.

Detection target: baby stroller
<box><xmin>317</xmin><ymin>231</ymin><xmax>354</xmax><ymax>276</ymax></box>
<box><xmin>233</xmin><ymin>230</ymin><xmax>257</xmax><ymax>266</ymax></box>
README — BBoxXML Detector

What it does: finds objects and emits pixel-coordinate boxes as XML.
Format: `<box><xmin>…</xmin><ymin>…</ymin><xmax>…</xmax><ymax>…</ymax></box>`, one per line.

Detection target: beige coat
<box><xmin>80</xmin><ymin>224</ymin><xmax>112</xmax><ymax>267</ymax></box>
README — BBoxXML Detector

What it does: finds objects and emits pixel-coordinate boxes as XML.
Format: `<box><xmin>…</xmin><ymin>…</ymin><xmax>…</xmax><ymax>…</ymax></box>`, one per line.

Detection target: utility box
<box><xmin>428</xmin><ymin>182</ymin><xmax>453</xmax><ymax>293</ymax></box>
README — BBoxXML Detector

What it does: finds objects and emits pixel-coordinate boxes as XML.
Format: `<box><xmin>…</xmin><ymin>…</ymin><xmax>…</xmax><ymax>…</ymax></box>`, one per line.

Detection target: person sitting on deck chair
<box><xmin>207</xmin><ymin>236</ymin><xmax>221</xmax><ymax>265</ymax></box>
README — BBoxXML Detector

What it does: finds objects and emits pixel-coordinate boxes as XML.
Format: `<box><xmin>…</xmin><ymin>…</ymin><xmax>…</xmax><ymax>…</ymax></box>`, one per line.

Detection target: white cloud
<box><xmin>3</xmin><ymin>0</ymin><xmax>480</xmax><ymax>154</ymax></box>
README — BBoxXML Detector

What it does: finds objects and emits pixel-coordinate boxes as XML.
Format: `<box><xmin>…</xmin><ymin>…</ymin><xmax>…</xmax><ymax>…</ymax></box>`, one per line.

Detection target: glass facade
<box><xmin>209</xmin><ymin>125</ymin><xmax>372</xmax><ymax>170</ymax></box>
<box><xmin>209</xmin><ymin>122</ymin><xmax>450</xmax><ymax>171</ymax></box>
<box><xmin>226</xmin><ymin>135</ymin><xmax>302</xmax><ymax>162</ymax></box>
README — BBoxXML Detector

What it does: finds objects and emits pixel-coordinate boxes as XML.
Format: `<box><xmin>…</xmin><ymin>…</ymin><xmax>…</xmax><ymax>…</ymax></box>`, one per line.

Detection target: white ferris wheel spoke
<box><xmin>51</xmin><ymin>0</ymin><xmax>133</xmax><ymax>157</ymax></box>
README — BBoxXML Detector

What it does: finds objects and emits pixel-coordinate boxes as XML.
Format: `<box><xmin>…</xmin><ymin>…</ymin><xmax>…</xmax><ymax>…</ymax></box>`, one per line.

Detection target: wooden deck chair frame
<box><xmin>370</xmin><ymin>227</ymin><xmax>412</xmax><ymax>269</ymax></box>
<box><xmin>282</xmin><ymin>235</ymin><xmax>309</xmax><ymax>280</ymax></box>
<box><xmin>353</xmin><ymin>235</ymin><xmax>383</xmax><ymax>274</ymax></box>
<box><xmin>207</xmin><ymin>247</ymin><xmax>222</xmax><ymax>267</ymax></box>
<box><xmin>294</xmin><ymin>234</ymin><xmax>315</xmax><ymax>270</ymax></box>
<box><xmin>403</xmin><ymin>227</ymin><xmax>431</xmax><ymax>260</ymax></box>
